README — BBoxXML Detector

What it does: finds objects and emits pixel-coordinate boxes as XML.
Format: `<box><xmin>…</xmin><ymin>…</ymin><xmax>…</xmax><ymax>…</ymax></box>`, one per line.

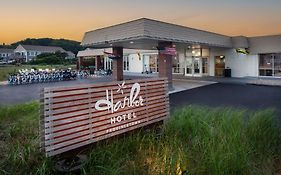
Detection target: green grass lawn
<box><xmin>0</xmin><ymin>102</ymin><xmax>280</xmax><ymax>175</ymax></box>
<box><xmin>0</xmin><ymin>64</ymin><xmax>76</xmax><ymax>81</ymax></box>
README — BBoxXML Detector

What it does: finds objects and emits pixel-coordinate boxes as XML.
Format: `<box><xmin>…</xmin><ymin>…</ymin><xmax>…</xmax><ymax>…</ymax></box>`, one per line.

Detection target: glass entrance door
<box><xmin>215</xmin><ymin>56</ymin><xmax>225</xmax><ymax>76</ymax></box>
<box><xmin>185</xmin><ymin>57</ymin><xmax>193</xmax><ymax>76</ymax></box>
<box><xmin>193</xmin><ymin>57</ymin><xmax>201</xmax><ymax>76</ymax></box>
<box><xmin>185</xmin><ymin>57</ymin><xmax>207</xmax><ymax>76</ymax></box>
<box><xmin>184</xmin><ymin>48</ymin><xmax>209</xmax><ymax>76</ymax></box>
<box><xmin>202</xmin><ymin>57</ymin><xmax>208</xmax><ymax>75</ymax></box>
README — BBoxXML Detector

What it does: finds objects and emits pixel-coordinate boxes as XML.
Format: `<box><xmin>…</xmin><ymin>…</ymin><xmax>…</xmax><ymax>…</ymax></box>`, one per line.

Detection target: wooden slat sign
<box><xmin>40</xmin><ymin>78</ymin><xmax>169</xmax><ymax>157</ymax></box>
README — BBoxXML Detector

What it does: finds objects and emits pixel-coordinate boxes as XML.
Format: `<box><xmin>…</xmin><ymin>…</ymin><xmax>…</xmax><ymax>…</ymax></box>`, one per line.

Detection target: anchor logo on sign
<box><xmin>117</xmin><ymin>81</ymin><xmax>127</xmax><ymax>94</ymax></box>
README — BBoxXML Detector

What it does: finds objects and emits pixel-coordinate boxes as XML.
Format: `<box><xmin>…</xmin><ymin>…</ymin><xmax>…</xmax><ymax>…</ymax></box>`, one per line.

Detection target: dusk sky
<box><xmin>1</xmin><ymin>0</ymin><xmax>281</xmax><ymax>44</ymax></box>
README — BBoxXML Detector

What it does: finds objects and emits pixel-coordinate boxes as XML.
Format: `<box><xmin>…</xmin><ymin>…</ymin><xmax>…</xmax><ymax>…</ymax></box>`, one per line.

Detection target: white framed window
<box><xmin>123</xmin><ymin>55</ymin><xmax>129</xmax><ymax>71</ymax></box>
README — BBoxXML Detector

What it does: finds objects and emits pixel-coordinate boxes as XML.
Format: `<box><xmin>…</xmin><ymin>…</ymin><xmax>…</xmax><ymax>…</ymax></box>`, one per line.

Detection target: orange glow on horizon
<box><xmin>1</xmin><ymin>0</ymin><xmax>281</xmax><ymax>44</ymax></box>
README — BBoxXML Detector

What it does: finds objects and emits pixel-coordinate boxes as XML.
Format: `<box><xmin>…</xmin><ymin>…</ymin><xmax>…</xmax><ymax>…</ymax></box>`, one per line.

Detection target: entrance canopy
<box><xmin>81</xmin><ymin>18</ymin><xmax>233</xmax><ymax>49</ymax></box>
<box><xmin>81</xmin><ymin>18</ymin><xmax>235</xmax><ymax>90</ymax></box>
<box><xmin>77</xmin><ymin>48</ymin><xmax>156</xmax><ymax>57</ymax></box>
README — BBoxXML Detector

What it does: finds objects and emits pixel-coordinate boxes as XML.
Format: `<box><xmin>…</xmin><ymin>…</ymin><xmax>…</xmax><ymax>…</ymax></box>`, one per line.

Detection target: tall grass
<box><xmin>0</xmin><ymin>102</ymin><xmax>280</xmax><ymax>174</ymax></box>
<box><xmin>0</xmin><ymin>102</ymin><xmax>53</xmax><ymax>175</ymax></box>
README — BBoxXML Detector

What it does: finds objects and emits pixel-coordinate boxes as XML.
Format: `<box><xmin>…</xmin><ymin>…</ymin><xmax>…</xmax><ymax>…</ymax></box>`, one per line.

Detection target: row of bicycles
<box><xmin>8</xmin><ymin>69</ymin><xmax>90</xmax><ymax>85</ymax></box>
<box><xmin>94</xmin><ymin>69</ymin><xmax>112</xmax><ymax>76</ymax></box>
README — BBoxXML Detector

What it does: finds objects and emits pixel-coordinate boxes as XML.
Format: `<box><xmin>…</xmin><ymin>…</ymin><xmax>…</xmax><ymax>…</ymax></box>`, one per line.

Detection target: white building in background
<box><xmin>80</xmin><ymin>18</ymin><xmax>281</xmax><ymax>78</ymax></box>
<box><xmin>14</xmin><ymin>44</ymin><xmax>66</xmax><ymax>62</ymax></box>
<box><xmin>0</xmin><ymin>48</ymin><xmax>14</xmax><ymax>61</ymax></box>
<box><xmin>65</xmin><ymin>51</ymin><xmax>76</xmax><ymax>59</ymax></box>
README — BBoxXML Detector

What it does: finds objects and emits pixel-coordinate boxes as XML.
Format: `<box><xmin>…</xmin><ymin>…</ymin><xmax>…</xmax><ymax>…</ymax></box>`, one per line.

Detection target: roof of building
<box><xmin>0</xmin><ymin>48</ymin><xmax>14</xmax><ymax>53</ymax></box>
<box><xmin>66</xmin><ymin>51</ymin><xmax>75</xmax><ymax>56</ymax></box>
<box><xmin>248</xmin><ymin>35</ymin><xmax>281</xmax><ymax>54</ymax></box>
<box><xmin>81</xmin><ymin>18</ymin><xmax>233</xmax><ymax>49</ymax></box>
<box><xmin>19</xmin><ymin>44</ymin><xmax>66</xmax><ymax>52</ymax></box>
<box><xmin>81</xmin><ymin>18</ymin><xmax>281</xmax><ymax>53</ymax></box>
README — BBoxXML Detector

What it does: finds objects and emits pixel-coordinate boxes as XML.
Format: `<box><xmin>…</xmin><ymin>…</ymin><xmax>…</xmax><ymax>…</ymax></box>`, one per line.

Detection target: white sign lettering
<box><xmin>94</xmin><ymin>82</ymin><xmax>144</xmax><ymax>127</ymax></box>
<box><xmin>95</xmin><ymin>82</ymin><xmax>144</xmax><ymax>113</ymax></box>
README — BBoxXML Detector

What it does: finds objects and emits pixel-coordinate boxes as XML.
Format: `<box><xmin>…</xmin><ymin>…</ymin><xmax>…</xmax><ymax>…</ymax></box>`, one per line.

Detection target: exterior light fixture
<box><xmin>130</xmin><ymin>41</ymin><xmax>134</xmax><ymax>44</ymax></box>
<box><xmin>236</xmin><ymin>48</ymin><xmax>249</xmax><ymax>54</ymax></box>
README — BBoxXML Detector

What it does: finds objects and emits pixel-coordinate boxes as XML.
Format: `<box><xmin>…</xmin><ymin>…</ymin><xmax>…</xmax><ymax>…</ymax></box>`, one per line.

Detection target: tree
<box><xmin>11</xmin><ymin>38</ymin><xmax>83</xmax><ymax>54</ymax></box>
<box><xmin>30</xmin><ymin>52</ymin><xmax>76</xmax><ymax>65</ymax></box>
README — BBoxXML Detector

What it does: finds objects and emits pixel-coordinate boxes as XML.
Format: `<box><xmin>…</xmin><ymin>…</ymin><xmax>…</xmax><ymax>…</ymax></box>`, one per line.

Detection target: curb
<box><xmin>247</xmin><ymin>83</ymin><xmax>281</xmax><ymax>87</ymax></box>
<box><xmin>0</xmin><ymin>81</ymin><xmax>8</xmax><ymax>85</ymax></box>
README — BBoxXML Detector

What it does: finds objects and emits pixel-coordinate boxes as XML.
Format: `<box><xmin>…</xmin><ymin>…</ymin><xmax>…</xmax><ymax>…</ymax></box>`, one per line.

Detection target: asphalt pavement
<box><xmin>169</xmin><ymin>83</ymin><xmax>281</xmax><ymax>116</ymax></box>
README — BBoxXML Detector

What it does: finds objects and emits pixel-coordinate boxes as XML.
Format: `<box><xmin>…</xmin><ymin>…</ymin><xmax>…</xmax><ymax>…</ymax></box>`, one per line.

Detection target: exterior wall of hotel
<box><xmin>126</xmin><ymin>54</ymin><xmax>143</xmax><ymax>73</ymax></box>
<box><xmin>225</xmin><ymin>51</ymin><xmax>259</xmax><ymax>77</ymax></box>
<box><xmin>249</xmin><ymin>35</ymin><xmax>281</xmax><ymax>54</ymax></box>
<box><xmin>210</xmin><ymin>48</ymin><xmax>259</xmax><ymax>77</ymax></box>
<box><xmin>78</xmin><ymin>47</ymin><xmax>269</xmax><ymax>78</ymax></box>
<box><xmin>126</xmin><ymin>52</ymin><xmax>162</xmax><ymax>73</ymax></box>
<box><xmin>123</xmin><ymin>53</ymin><xmax>158</xmax><ymax>73</ymax></box>
<box><xmin>175</xmin><ymin>47</ymin><xmax>185</xmax><ymax>75</ymax></box>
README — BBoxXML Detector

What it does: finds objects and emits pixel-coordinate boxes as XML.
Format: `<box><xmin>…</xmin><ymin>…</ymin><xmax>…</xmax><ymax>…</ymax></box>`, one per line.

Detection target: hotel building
<box><xmin>79</xmin><ymin>18</ymin><xmax>281</xmax><ymax>87</ymax></box>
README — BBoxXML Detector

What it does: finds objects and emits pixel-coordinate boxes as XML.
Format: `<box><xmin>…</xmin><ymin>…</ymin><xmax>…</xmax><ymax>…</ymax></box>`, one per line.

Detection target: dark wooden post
<box><xmin>112</xmin><ymin>47</ymin><xmax>123</xmax><ymax>81</ymax></box>
<box><xmin>95</xmin><ymin>56</ymin><xmax>102</xmax><ymax>70</ymax></box>
<box><xmin>158</xmin><ymin>42</ymin><xmax>174</xmax><ymax>90</ymax></box>
<box><xmin>77</xmin><ymin>57</ymin><xmax>83</xmax><ymax>70</ymax></box>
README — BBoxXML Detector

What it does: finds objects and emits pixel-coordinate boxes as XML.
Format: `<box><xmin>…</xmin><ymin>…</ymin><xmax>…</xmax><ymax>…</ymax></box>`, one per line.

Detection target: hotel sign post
<box><xmin>40</xmin><ymin>78</ymin><xmax>169</xmax><ymax>157</ymax></box>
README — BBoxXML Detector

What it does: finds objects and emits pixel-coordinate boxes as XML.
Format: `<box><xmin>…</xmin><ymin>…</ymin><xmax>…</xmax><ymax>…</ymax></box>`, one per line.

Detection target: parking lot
<box><xmin>170</xmin><ymin>82</ymin><xmax>281</xmax><ymax>117</ymax></box>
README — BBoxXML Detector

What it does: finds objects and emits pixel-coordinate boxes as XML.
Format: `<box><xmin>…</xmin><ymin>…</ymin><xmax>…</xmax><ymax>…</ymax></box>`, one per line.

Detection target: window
<box><xmin>104</xmin><ymin>56</ymin><xmax>112</xmax><ymax>70</ymax></box>
<box><xmin>259</xmin><ymin>53</ymin><xmax>281</xmax><ymax>77</ymax></box>
<box><xmin>123</xmin><ymin>55</ymin><xmax>129</xmax><ymax>71</ymax></box>
<box><xmin>192</xmin><ymin>49</ymin><xmax>201</xmax><ymax>57</ymax></box>
<box><xmin>172</xmin><ymin>54</ymin><xmax>185</xmax><ymax>74</ymax></box>
<box><xmin>259</xmin><ymin>54</ymin><xmax>273</xmax><ymax>76</ymax></box>
<box><xmin>202</xmin><ymin>49</ymin><xmax>210</xmax><ymax>57</ymax></box>
<box><xmin>274</xmin><ymin>54</ymin><xmax>281</xmax><ymax>77</ymax></box>
<box><xmin>202</xmin><ymin>57</ymin><xmax>209</xmax><ymax>74</ymax></box>
<box><xmin>148</xmin><ymin>54</ymin><xmax>158</xmax><ymax>72</ymax></box>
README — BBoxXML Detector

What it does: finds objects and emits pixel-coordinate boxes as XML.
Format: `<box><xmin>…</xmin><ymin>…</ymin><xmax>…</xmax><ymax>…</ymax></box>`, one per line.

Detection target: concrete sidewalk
<box><xmin>173</xmin><ymin>75</ymin><xmax>281</xmax><ymax>86</ymax></box>
<box><xmin>0</xmin><ymin>81</ymin><xmax>8</xmax><ymax>86</ymax></box>
<box><xmin>170</xmin><ymin>79</ymin><xmax>217</xmax><ymax>94</ymax></box>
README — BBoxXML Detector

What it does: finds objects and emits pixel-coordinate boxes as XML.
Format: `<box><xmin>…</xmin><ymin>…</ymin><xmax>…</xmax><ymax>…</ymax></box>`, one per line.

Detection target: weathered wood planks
<box><xmin>40</xmin><ymin>78</ymin><xmax>170</xmax><ymax>157</ymax></box>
